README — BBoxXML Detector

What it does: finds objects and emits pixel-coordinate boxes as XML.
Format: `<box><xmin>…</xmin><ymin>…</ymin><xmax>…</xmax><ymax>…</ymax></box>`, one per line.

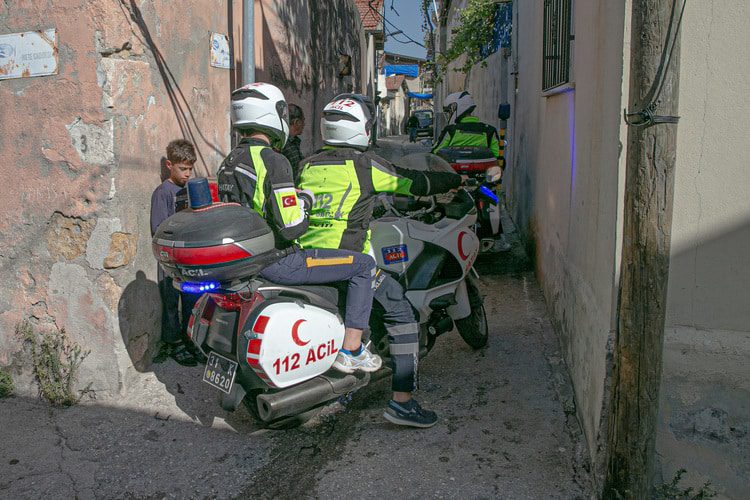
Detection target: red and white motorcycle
<box><xmin>152</xmin><ymin>154</ymin><xmax>487</xmax><ymax>426</ymax></box>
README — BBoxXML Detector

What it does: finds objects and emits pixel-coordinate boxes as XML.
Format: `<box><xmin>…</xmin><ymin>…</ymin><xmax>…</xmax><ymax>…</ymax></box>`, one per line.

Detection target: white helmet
<box><xmin>321</xmin><ymin>93</ymin><xmax>375</xmax><ymax>150</ymax></box>
<box><xmin>230</xmin><ymin>82</ymin><xmax>289</xmax><ymax>149</ymax></box>
<box><xmin>443</xmin><ymin>91</ymin><xmax>476</xmax><ymax>124</ymax></box>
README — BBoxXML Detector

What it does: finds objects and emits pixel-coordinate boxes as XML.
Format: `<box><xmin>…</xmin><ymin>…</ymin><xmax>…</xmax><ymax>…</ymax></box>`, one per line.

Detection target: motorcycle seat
<box><xmin>257</xmin><ymin>281</ymin><xmax>340</xmax><ymax>314</ymax></box>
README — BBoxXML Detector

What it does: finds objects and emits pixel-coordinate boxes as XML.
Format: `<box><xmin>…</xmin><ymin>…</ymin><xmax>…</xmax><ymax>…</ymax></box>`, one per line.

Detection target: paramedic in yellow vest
<box><xmin>433</xmin><ymin>91</ymin><xmax>510</xmax><ymax>251</ymax></box>
<box><xmin>297</xmin><ymin>94</ymin><xmax>462</xmax><ymax>428</ymax></box>
<box><xmin>216</xmin><ymin>83</ymin><xmax>380</xmax><ymax>374</ymax></box>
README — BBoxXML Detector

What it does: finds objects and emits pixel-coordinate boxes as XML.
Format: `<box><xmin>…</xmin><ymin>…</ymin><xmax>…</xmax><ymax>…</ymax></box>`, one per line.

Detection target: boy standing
<box><xmin>150</xmin><ymin>139</ymin><xmax>199</xmax><ymax>366</ymax></box>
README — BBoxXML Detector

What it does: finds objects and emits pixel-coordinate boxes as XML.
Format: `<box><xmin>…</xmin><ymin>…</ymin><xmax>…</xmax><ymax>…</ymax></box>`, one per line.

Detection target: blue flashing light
<box><xmin>181</xmin><ymin>281</ymin><xmax>219</xmax><ymax>294</ymax></box>
<box><xmin>479</xmin><ymin>185</ymin><xmax>499</xmax><ymax>204</ymax></box>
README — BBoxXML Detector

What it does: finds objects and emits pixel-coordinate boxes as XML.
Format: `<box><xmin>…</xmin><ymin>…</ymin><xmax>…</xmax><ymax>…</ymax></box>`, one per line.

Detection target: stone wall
<box><xmin>0</xmin><ymin>0</ymin><xmax>364</xmax><ymax>399</ymax></box>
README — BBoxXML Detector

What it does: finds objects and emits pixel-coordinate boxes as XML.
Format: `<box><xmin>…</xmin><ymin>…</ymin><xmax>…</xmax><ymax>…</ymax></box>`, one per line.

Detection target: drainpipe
<box><xmin>242</xmin><ymin>0</ymin><xmax>255</xmax><ymax>85</ymax></box>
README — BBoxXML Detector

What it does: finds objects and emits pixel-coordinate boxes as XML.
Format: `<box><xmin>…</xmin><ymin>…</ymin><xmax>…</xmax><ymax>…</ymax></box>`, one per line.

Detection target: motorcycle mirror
<box><xmin>498</xmin><ymin>102</ymin><xmax>511</xmax><ymax>121</ymax></box>
<box><xmin>486</xmin><ymin>166</ymin><xmax>503</xmax><ymax>184</ymax></box>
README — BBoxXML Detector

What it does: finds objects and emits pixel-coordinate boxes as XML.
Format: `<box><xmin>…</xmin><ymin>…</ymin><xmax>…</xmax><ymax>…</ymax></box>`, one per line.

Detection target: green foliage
<box><xmin>654</xmin><ymin>469</ymin><xmax>717</xmax><ymax>500</ymax></box>
<box><xmin>0</xmin><ymin>368</ymin><xmax>13</xmax><ymax>398</ymax></box>
<box><xmin>436</xmin><ymin>0</ymin><xmax>499</xmax><ymax>76</ymax></box>
<box><xmin>19</xmin><ymin>321</ymin><xmax>91</xmax><ymax>406</ymax></box>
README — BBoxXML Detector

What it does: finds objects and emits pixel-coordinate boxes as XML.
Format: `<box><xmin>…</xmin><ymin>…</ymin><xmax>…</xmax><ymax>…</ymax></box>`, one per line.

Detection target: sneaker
<box><xmin>331</xmin><ymin>344</ymin><xmax>382</xmax><ymax>373</ymax></box>
<box><xmin>492</xmin><ymin>234</ymin><xmax>512</xmax><ymax>252</ymax></box>
<box><xmin>383</xmin><ymin>399</ymin><xmax>438</xmax><ymax>428</ymax></box>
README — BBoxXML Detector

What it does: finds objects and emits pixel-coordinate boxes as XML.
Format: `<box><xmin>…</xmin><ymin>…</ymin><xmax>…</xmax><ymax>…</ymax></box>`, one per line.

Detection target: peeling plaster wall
<box><xmin>0</xmin><ymin>0</ymin><xmax>236</xmax><ymax>396</ymax></box>
<box><xmin>0</xmin><ymin>0</ymin><xmax>364</xmax><ymax>399</ymax></box>
<box><xmin>657</xmin><ymin>1</ymin><xmax>750</xmax><ymax>496</ymax></box>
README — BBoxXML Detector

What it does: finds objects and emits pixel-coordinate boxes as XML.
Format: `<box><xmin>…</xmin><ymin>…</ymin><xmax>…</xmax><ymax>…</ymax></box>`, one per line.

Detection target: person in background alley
<box><xmin>150</xmin><ymin>139</ymin><xmax>200</xmax><ymax>366</ymax></box>
<box><xmin>407</xmin><ymin>113</ymin><xmax>419</xmax><ymax>143</ymax></box>
<box><xmin>297</xmin><ymin>93</ymin><xmax>462</xmax><ymax>428</ymax></box>
<box><xmin>216</xmin><ymin>82</ymin><xmax>381</xmax><ymax>375</ymax></box>
<box><xmin>281</xmin><ymin>104</ymin><xmax>305</xmax><ymax>183</ymax></box>
<box><xmin>432</xmin><ymin>91</ymin><xmax>511</xmax><ymax>252</ymax></box>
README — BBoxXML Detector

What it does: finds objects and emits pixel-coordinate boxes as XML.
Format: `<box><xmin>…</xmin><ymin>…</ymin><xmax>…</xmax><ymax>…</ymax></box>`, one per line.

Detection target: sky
<box><xmin>382</xmin><ymin>0</ymin><xmax>428</xmax><ymax>59</ymax></box>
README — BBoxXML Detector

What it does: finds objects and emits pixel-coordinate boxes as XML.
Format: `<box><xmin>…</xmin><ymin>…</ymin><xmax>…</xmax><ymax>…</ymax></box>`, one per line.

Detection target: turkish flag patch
<box><xmin>282</xmin><ymin>195</ymin><xmax>297</xmax><ymax>208</ymax></box>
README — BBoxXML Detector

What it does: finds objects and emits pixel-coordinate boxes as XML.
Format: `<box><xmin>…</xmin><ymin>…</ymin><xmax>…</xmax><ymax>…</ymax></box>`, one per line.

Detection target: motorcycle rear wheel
<box><xmin>455</xmin><ymin>278</ymin><xmax>489</xmax><ymax>349</ymax></box>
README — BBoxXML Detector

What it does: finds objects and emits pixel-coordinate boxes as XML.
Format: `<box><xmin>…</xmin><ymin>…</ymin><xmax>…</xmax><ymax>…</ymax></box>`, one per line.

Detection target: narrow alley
<box><xmin>0</xmin><ymin>137</ymin><xmax>591</xmax><ymax>499</ymax></box>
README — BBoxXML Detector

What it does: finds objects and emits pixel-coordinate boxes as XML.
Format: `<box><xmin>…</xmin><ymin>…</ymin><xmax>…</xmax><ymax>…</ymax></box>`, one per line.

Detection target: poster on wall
<box><xmin>0</xmin><ymin>28</ymin><xmax>58</xmax><ymax>81</ymax></box>
<box><xmin>209</xmin><ymin>32</ymin><xmax>231</xmax><ymax>69</ymax></box>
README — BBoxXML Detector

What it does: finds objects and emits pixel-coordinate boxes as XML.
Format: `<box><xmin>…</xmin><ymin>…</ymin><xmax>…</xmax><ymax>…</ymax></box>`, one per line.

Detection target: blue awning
<box><xmin>382</xmin><ymin>64</ymin><xmax>419</xmax><ymax>78</ymax></box>
<box><xmin>407</xmin><ymin>91</ymin><xmax>433</xmax><ymax>99</ymax></box>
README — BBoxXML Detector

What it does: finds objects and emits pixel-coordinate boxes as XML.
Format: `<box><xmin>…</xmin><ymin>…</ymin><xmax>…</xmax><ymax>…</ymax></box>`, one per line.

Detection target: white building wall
<box><xmin>508</xmin><ymin>0</ymin><xmax>629</xmax><ymax>465</ymax></box>
<box><xmin>657</xmin><ymin>1</ymin><xmax>750</xmax><ymax>496</ymax></box>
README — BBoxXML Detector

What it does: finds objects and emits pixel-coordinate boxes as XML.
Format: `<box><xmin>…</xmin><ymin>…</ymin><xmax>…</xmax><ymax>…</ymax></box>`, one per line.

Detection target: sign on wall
<box><xmin>209</xmin><ymin>32</ymin><xmax>231</xmax><ymax>69</ymax></box>
<box><xmin>0</xmin><ymin>28</ymin><xmax>58</xmax><ymax>81</ymax></box>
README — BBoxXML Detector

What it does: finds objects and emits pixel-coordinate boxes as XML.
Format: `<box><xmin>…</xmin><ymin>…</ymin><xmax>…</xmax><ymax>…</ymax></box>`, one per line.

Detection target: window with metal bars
<box><xmin>542</xmin><ymin>0</ymin><xmax>573</xmax><ymax>91</ymax></box>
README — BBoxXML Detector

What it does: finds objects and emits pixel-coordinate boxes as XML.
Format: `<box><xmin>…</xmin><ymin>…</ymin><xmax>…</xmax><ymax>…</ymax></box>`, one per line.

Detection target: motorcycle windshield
<box><xmin>397</xmin><ymin>153</ymin><xmax>455</xmax><ymax>173</ymax></box>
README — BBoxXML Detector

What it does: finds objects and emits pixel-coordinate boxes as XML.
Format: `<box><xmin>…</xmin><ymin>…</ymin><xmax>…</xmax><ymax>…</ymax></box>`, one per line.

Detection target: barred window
<box><xmin>542</xmin><ymin>0</ymin><xmax>573</xmax><ymax>91</ymax></box>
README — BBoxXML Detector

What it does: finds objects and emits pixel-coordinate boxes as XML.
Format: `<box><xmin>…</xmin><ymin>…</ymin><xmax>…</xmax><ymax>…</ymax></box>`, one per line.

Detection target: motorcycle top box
<box><xmin>152</xmin><ymin>203</ymin><xmax>279</xmax><ymax>283</ymax></box>
<box><xmin>436</xmin><ymin>147</ymin><xmax>499</xmax><ymax>176</ymax></box>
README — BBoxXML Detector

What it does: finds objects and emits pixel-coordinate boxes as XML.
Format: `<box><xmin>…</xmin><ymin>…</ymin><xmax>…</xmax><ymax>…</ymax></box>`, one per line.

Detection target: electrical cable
<box><xmin>368</xmin><ymin>0</ymin><xmax>425</xmax><ymax>48</ymax></box>
<box><xmin>624</xmin><ymin>0</ymin><xmax>687</xmax><ymax>128</ymax></box>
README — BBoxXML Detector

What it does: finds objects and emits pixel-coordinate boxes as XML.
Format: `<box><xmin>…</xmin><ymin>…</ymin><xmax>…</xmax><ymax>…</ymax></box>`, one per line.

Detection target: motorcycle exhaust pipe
<box><xmin>255</xmin><ymin>372</ymin><xmax>369</xmax><ymax>422</ymax></box>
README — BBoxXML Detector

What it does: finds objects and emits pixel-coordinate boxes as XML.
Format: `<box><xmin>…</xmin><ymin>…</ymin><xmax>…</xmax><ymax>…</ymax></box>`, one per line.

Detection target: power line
<box><xmin>368</xmin><ymin>0</ymin><xmax>425</xmax><ymax>48</ymax></box>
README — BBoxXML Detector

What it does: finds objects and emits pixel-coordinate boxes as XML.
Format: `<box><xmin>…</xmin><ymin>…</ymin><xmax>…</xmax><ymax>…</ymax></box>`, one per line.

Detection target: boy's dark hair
<box><xmin>289</xmin><ymin>104</ymin><xmax>304</xmax><ymax>124</ymax></box>
<box><xmin>166</xmin><ymin>139</ymin><xmax>196</xmax><ymax>164</ymax></box>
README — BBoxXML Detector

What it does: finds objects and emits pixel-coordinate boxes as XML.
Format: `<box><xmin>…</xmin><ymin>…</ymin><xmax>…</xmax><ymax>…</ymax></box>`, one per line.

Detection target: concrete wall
<box><xmin>0</xmin><ymin>0</ymin><xmax>364</xmax><ymax>399</ymax></box>
<box><xmin>656</xmin><ymin>1</ymin><xmax>750</xmax><ymax>496</ymax></box>
<box><xmin>502</xmin><ymin>0</ymin><xmax>629</xmax><ymax>469</ymax></box>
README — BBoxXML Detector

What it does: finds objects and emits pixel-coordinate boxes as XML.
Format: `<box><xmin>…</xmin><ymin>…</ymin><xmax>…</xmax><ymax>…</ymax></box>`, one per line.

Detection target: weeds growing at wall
<box><xmin>18</xmin><ymin>321</ymin><xmax>91</xmax><ymax>406</ymax></box>
<box><xmin>654</xmin><ymin>468</ymin><xmax>716</xmax><ymax>499</ymax></box>
<box><xmin>0</xmin><ymin>369</ymin><xmax>13</xmax><ymax>398</ymax></box>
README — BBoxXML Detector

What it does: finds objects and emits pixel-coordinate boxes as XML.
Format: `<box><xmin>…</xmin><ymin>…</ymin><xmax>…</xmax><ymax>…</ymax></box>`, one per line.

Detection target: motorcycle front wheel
<box><xmin>455</xmin><ymin>277</ymin><xmax>489</xmax><ymax>349</ymax></box>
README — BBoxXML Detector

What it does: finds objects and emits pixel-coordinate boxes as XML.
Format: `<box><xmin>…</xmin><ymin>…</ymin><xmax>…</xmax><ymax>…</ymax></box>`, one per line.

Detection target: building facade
<box><xmin>0</xmin><ymin>0</ymin><xmax>365</xmax><ymax>397</ymax></box>
<box><xmin>436</xmin><ymin>0</ymin><xmax>749</xmax><ymax>495</ymax></box>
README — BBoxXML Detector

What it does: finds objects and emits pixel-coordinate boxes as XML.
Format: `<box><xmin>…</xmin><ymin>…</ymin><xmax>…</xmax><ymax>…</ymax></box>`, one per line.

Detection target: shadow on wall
<box><xmin>657</xmin><ymin>218</ymin><xmax>750</xmax><ymax>497</ymax></box>
<box><xmin>118</xmin><ymin>270</ymin><xmax>160</xmax><ymax>372</ymax></box>
<box><xmin>115</xmin><ymin>0</ymin><xmax>226</xmax><ymax>176</ymax></box>
<box><xmin>117</xmin><ymin>270</ymin><xmax>234</xmax><ymax>426</ymax></box>
<box><xmin>269</xmin><ymin>0</ymin><xmax>362</xmax><ymax>149</ymax></box>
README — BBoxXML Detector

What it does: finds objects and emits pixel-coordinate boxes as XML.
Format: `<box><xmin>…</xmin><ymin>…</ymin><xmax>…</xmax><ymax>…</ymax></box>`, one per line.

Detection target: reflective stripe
<box><xmin>305</xmin><ymin>255</ymin><xmax>355</xmax><ymax>268</ymax></box>
<box><xmin>249</xmin><ymin>146</ymin><xmax>268</xmax><ymax>213</ymax></box>
<box><xmin>389</xmin><ymin>343</ymin><xmax>419</xmax><ymax>356</ymax></box>
<box><xmin>386</xmin><ymin>323</ymin><xmax>419</xmax><ymax>336</ymax></box>
<box><xmin>235</xmin><ymin>166</ymin><xmax>257</xmax><ymax>181</ymax></box>
<box><xmin>334</xmin><ymin>182</ymin><xmax>353</xmax><ymax>219</ymax></box>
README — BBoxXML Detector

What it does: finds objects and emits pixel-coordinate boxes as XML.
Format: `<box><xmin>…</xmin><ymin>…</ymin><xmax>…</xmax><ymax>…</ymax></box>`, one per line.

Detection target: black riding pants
<box><xmin>259</xmin><ymin>249</ymin><xmax>376</xmax><ymax>331</ymax></box>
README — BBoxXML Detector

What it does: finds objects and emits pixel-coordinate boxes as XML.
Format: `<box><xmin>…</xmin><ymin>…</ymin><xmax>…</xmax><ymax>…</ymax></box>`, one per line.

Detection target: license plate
<box><xmin>202</xmin><ymin>352</ymin><xmax>238</xmax><ymax>394</ymax></box>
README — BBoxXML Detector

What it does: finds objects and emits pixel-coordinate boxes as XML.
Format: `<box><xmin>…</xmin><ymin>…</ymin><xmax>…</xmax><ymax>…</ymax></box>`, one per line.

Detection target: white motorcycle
<box><xmin>152</xmin><ymin>154</ymin><xmax>487</xmax><ymax>426</ymax></box>
<box><xmin>368</xmin><ymin>153</ymin><xmax>489</xmax><ymax>356</ymax></box>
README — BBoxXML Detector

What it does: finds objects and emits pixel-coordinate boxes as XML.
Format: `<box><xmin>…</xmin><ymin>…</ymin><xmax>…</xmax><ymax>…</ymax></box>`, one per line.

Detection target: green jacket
<box><xmin>297</xmin><ymin>147</ymin><xmax>461</xmax><ymax>253</ymax></box>
<box><xmin>432</xmin><ymin>116</ymin><xmax>502</xmax><ymax>159</ymax></box>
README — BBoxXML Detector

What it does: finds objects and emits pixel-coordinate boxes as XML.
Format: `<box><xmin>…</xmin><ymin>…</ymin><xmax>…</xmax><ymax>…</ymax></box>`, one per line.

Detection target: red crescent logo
<box><xmin>458</xmin><ymin>231</ymin><xmax>469</xmax><ymax>260</ymax></box>
<box><xmin>291</xmin><ymin>319</ymin><xmax>309</xmax><ymax>346</ymax></box>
